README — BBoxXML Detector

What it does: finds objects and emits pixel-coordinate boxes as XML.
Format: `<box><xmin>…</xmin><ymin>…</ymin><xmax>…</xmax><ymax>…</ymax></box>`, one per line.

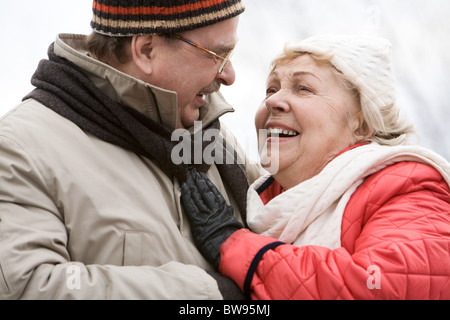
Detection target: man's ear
<box><xmin>131</xmin><ymin>35</ymin><xmax>154</xmax><ymax>75</ymax></box>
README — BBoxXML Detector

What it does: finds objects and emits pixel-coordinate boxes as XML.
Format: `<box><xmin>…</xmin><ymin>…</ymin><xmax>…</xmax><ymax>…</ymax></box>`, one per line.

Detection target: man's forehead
<box><xmin>184</xmin><ymin>16</ymin><xmax>239</xmax><ymax>46</ymax></box>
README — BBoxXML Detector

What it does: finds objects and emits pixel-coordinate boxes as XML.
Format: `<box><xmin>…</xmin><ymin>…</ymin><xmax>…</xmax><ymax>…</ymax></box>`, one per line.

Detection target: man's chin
<box><xmin>193</xmin><ymin>94</ymin><xmax>206</xmax><ymax>107</ymax></box>
<box><xmin>179</xmin><ymin>114</ymin><xmax>201</xmax><ymax>129</ymax></box>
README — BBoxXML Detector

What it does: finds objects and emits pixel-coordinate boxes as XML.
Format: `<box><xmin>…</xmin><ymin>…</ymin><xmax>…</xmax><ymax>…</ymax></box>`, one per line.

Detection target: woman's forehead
<box><xmin>269</xmin><ymin>55</ymin><xmax>330</xmax><ymax>82</ymax></box>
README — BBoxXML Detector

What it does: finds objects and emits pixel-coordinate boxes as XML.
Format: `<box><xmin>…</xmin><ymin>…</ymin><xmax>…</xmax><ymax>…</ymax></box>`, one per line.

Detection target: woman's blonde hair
<box><xmin>271</xmin><ymin>47</ymin><xmax>416</xmax><ymax>146</ymax></box>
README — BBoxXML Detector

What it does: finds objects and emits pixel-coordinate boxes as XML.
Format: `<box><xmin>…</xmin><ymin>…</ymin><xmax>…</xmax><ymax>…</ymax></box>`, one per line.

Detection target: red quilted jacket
<box><xmin>219</xmin><ymin>161</ymin><xmax>450</xmax><ymax>299</ymax></box>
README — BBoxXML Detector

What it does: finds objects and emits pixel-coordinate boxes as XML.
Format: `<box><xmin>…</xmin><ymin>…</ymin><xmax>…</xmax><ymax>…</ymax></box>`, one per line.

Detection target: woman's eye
<box><xmin>265</xmin><ymin>88</ymin><xmax>277</xmax><ymax>97</ymax></box>
<box><xmin>298</xmin><ymin>85</ymin><xmax>312</xmax><ymax>93</ymax></box>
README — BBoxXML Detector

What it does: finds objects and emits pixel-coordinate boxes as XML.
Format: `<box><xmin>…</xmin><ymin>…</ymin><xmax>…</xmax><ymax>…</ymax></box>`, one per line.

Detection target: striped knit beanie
<box><xmin>91</xmin><ymin>0</ymin><xmax>245</xmax><ymax>36</ymax></box>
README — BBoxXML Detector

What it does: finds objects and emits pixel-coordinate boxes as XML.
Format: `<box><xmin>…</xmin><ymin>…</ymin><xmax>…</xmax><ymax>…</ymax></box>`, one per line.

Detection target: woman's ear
<box><xmin>352</xmin><ymin>110</ymin><xmax>374</xmax><ymax>141</ymax></box>
<box><xmin>131</xmin><ymin>35</ymin><xmax>154</xmax><ymax>75</ymax></box>
<box><xmin>354</xmin><ymin>121</ymin><xmax>372</xmax><ymax>139</ymax></box>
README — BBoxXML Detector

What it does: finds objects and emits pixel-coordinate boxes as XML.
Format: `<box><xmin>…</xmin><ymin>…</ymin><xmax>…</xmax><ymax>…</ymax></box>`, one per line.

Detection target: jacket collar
<box><xmin>54</xmin><ymin>33</ymin><xmax>234</xmax><ymax>131</ymax></box>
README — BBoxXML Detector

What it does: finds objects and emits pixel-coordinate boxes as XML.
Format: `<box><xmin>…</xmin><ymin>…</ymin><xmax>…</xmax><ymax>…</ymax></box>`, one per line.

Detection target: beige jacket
<box><xmin>0</xmin><ymin>34</ymin><xmax>263</xmax><ymax>299</ymax></box>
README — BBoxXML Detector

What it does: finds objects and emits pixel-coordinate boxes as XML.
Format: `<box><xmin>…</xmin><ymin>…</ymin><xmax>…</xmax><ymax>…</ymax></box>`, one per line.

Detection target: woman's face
<box><xmin>255</xmin><ymin>54</ymin><xmax>363</xmax><ymax>189</ymax></box>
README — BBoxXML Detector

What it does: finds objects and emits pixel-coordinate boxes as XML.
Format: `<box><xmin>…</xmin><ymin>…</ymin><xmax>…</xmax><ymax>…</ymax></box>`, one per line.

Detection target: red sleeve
<box><xmin>219</xmin><ymin>162</ymin><xmax>450</xmax><ymax>300</ymax></box>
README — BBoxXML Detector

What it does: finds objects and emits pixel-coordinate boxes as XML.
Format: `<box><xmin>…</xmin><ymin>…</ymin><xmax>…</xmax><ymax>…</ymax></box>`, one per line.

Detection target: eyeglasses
<box><xmin>173</xmin><ymin>35</ymin><xmax>235</xmax><ymax>74</ymax></box>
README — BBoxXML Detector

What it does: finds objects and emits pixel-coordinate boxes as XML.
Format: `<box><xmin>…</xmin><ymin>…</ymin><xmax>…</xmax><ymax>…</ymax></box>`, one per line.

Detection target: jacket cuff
<box><xmin>219</xmin><ymin>229</ymin><xmax>284</xmax><ymax>297</ymax></box>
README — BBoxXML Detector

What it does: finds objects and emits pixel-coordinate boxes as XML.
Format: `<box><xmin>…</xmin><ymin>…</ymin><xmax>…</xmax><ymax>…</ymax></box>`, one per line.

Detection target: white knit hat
<box><xmin>286</xmin><ymin>35</ymin><xmax>396</xmax><ymax>131</ymax></box>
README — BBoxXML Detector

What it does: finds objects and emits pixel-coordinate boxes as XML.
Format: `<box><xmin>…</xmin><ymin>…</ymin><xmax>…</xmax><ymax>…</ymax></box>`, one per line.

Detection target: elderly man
<box><xmin>0</xmin><ymin>0</ymin><xmax>262</xmax><ymax>299</ymax></box>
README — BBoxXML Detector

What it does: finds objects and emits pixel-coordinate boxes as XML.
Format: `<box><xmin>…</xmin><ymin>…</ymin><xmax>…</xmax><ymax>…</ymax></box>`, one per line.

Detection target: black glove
<box><xmin>180</xmin><ymin>169</ymin><xmax>244</xmax><ymax>269</ymax></box>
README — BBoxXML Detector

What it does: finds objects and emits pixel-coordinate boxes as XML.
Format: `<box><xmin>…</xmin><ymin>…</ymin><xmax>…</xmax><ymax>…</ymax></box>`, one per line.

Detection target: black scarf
<box><xmin>24</xmin><ymin>43</ymin><xmax>249</xmax><ymax>223</ymax></box>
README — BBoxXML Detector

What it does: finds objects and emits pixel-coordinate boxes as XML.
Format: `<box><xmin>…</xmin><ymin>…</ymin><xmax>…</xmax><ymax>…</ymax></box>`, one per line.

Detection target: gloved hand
<box><xmin>180</xmin><ymin>169</ymin><xmax>244</xmax><ymax>270</ymax></box>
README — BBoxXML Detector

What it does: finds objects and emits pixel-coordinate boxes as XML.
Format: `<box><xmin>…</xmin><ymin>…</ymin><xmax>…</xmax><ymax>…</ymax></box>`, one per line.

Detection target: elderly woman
<box><xmin>180</xmin><ymin>35</ymin><xmax>450</xmax><ymax>300</ymax></box>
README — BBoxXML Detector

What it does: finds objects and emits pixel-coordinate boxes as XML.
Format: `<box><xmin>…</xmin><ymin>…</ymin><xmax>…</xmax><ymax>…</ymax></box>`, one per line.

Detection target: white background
<box><xmin>1</xmin><ymin>0</ymin><xmax>449</xmax><ymax>161</ymax></box>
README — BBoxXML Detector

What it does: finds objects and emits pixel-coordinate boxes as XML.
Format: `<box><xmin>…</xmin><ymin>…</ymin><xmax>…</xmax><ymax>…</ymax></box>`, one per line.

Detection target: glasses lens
<box><xmin>218</xmin><ymin>48</ymin><xmax>235</xmax><ymax>74</ymax></box>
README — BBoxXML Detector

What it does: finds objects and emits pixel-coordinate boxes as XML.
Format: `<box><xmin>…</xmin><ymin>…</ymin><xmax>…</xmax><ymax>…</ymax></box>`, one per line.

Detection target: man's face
<box><xmin>149</xmin><ymin>17</ymin><xmax>239</xmax><ymax>129</ymax></box>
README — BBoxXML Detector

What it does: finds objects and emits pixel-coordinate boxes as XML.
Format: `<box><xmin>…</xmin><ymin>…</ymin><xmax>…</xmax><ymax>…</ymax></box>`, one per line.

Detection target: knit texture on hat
<box><xmin>287</xmin><ymin>35</ymin><xmax>396</xmax><ymax>131</ymax></box>
<box><xmin>91</xmin><ymin>0</ymin><xmax>245</xmax><ymax>36</ymax></box>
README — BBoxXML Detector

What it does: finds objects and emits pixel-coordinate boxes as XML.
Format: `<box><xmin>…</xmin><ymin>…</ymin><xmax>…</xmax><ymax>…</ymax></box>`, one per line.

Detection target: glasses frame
<box><xmin>173</xmin><ymin>35</ymin><xmax>235</xmax><ymax>74</ymax></box>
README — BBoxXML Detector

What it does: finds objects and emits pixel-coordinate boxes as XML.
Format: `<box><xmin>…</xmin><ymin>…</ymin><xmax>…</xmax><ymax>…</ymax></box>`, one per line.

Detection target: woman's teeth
<box><xmin>267</xmin><ymin>128</ymin><xmax>299</xmax><ymax>137</ymax></box>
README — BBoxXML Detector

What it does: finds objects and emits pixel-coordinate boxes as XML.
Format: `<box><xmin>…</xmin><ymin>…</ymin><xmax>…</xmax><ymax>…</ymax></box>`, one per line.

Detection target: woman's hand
<box><xmin>180</xmin><ymin>169</ymin><xmax>244</xmax><ymax>269</ymax></box>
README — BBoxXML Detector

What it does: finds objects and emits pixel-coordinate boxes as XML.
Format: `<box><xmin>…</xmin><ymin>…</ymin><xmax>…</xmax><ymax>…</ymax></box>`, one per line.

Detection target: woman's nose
<box><xmin>264</xmin><ymin>92</ymin><xmax>291</xmax><ymax>113</ymax></box>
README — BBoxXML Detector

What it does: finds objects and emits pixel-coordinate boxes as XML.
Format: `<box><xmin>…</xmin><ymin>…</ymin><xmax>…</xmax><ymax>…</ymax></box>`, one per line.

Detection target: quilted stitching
<box><xmin>227</xmin><ymin>162</ymin><xmax>450</xmax><ymax>299</ymax></box>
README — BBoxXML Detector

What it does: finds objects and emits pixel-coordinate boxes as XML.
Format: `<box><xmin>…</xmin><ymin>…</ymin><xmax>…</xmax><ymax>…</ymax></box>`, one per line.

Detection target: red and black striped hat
<box><xmin>91</xmin><ymin>0</ymin><xmax>245</xmax><ymax>36</ymax></box>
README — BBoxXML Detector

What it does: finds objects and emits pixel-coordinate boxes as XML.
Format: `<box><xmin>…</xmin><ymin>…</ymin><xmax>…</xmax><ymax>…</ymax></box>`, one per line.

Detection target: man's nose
<box><xmin>216</xmin><ymin>62</ymin><xmax>236</xmax><ymax>86</ymax></box>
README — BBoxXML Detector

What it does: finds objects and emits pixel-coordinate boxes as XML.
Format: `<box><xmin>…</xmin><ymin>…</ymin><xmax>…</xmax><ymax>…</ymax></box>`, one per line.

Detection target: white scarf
<box><xmin>246</xmin><ymin>142</ymin><xmax>450</xmax><ymax>249</ymax></box>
